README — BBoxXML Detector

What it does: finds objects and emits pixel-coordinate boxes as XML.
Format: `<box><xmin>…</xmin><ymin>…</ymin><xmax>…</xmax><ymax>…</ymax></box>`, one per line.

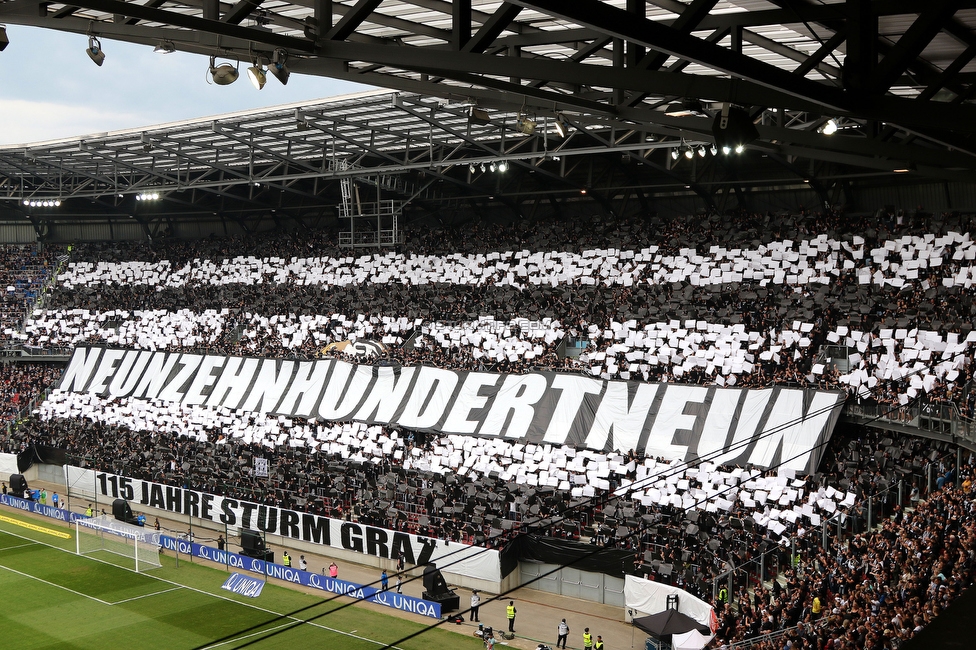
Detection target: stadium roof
<box><xmin>2</xmin><ymin>1</ymin><xmax>976</xmax><ymax>232</ymax></box>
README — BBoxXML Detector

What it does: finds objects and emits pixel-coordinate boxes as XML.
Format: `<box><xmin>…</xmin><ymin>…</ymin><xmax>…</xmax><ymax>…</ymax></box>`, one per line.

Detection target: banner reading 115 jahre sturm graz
<box><xmin>58</xmin><ymin>346</ymin><xmax>845</xmax><ymax>472</ymax></box>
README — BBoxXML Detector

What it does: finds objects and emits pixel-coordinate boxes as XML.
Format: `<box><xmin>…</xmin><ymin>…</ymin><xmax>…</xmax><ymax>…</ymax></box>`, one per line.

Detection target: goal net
<box><xmin>76</xmin><ymin>516</ymin><xmax>162</xmax><ymax>572</ymax></box>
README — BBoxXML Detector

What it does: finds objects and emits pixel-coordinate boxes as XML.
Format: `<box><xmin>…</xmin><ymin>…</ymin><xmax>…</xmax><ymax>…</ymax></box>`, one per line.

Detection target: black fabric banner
<box><xmin>503</xmin><ymin>534</ymin><xmax>635</xmax><ymax>578</ymax></box>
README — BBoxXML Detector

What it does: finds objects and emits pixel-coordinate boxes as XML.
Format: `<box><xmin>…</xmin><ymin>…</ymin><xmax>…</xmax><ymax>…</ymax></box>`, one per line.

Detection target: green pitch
<box><xmin>0</xmin><ymin>510</ymin><xmax>483</xmax><ymax>650</ymax></box>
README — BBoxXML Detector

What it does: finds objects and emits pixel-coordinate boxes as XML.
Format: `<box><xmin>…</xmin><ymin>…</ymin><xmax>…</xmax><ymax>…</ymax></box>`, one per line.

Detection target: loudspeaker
<box><xmin>240</xmin><ymin>530</ymin><xmax>274</xmax><ymax>562</ymax></box>
<box><xmin>422</xmin><ymin>563</ymin><xmax>460</xmax><ymax>612</ymax></box>
<box><xmin>9</xmin><ymin>474</ymin><xmax>28</xmax><ymax>496</ymax></box>
<box><xmin>112</xmin><ymin>498</ymin><xmax>139</xmax><ymax>525</ymax></box>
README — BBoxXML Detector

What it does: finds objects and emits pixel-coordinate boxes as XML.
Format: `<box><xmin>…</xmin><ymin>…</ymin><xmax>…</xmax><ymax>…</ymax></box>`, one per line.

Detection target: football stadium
<box><xmin>1</xmin><ymin>3</ymin><xmax>976</xmax><ymax>650</ymax></box>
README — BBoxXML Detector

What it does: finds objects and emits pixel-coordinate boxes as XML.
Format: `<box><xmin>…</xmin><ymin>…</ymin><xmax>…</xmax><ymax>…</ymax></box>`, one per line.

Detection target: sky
<box><xmin>0</xmin><ymin>25</ymin><xmax>373</xmax><ymax>146</ymax></box>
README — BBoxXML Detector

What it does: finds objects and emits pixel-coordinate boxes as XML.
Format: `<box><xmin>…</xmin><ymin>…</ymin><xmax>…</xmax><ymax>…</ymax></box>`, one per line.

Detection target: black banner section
<box><xmin>503</xmin><ymin>535</ymin><xmax>635</xmax><ymax>577</ymax></box>
<box><xmin>57</xmin><ymin>346</ymin><xmax>846</xmax><ymax>471</ymax></box>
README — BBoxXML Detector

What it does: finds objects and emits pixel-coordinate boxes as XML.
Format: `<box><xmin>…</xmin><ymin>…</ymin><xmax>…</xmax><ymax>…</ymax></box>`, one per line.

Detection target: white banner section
<box><xmin>625</xmin><ymin>574</ymin><xmax>714</xmax><ymax>629</ymax></box>
<box><xmin>69</xmin><ymin>467</ymin><xmax>500</xmax><ymax>581</ymax></box>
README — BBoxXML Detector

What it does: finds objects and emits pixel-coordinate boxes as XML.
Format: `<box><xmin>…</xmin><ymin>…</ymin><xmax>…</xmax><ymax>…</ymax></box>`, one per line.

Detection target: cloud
<box><xmin>1</xmin><ymin>25</ymin><xmax>372</xmax><ymax>145</ymax></box>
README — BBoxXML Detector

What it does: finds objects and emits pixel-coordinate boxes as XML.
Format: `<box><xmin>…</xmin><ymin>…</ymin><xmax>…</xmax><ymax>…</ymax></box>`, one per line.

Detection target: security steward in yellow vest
<box><xmin>595</xmin><ymin>635</ymin><xmax>604</xmax><ymax>650</ymax></box>
<box><xmin>506</xmin><ymin>601</ymin><xmax>517</xmax><ymax>632</ymax></box>
<box><xmin>583</xmin><ymin>628</ymin><xmax>593</xmax><ymax>650</ymax></box>
<box><xmin>283</xmin><ymin>551</ymin><xmax>292</xmax><ymax>568</ymax></box>
<box><xmin>85</xmin><ymin>505</ymin><xmax>93</xmax><ymax>517</ymax></box>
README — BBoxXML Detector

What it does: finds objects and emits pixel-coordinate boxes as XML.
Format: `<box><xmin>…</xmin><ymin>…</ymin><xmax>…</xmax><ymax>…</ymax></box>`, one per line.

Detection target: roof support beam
<box><xmin>325</xmin><ymin>0</ymin><xmax>382</xmax><ymax>41</ymax></box>
<box><xmin>462</xmin><ymin>2</ymin><xmax>522</xmax><ymax>53</ymax></box>
<box><xmin>509</xmin><ymin>0</ymin><xmax>850</xmax><ymax>111</ymax></box>
<box><xmin>452</xmin><ymin>0</ymin><xmax>470</xmax><ymax>50</ymax></box>
<box><xmin>871</xmin><ymin>0</ymin><xmax>959</xmax><ymax>93</ymax></box>
<box><xmin>222</xmin><ymin>0</ymin><xmax>265</xmax><ymax>25</ymax></box>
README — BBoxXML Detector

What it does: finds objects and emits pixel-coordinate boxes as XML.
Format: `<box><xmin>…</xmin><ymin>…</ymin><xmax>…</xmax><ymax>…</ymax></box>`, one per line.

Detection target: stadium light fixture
<box><xmin>209</xmin><ymin>55</ymin><xmax>239</xmax><ymax>85</ymax></box>
<box><xmin>710</xmin><ymin>144</ymin><xmax>718</xmax><ymax>156</ymax></box>
<box><xmin>735</xmin><ymin>144</ymin><xmax>745</xmax><ymax>154</ymax></box>
<box><xmin>135</xmin><ymin>192</ymin><xmax>160</xmax><ymax>201</ymax></box>
<box><xmin>712</xmin><ymin>104</ymin><xmax>759</xmax><ymax>153</ymax></box>
<box><xmin>469</xmin><ymin>107</ymin><xmax>491</xmax><ymax>125</ymax></box>
<box><xmin>469</xmin><ymin>163</ymin><xmax>476</xmax><ymax>174</ymax></box>
<box><xmin>154</xmin><ymin>41</ymin><xmax>176</xmax><ymax>54</ymax></box>
<box><xmin>721</xmin><ymin>145</ymin><xmax>731</xmax><ymax>155</ymax></box>
<box><xmin>698</xmin><ymin>145</ymin><xmax>707</xmax><ymax>158</ymax></box>
<box><xmin>684</xmin><ymin>147</ymin><xmax>694</xmax><ymax>160</ymax></box>
<box><xmin>554</xmin><ymin>113</ymin><xmax>569</xmax><ymax>138</ymax></box>
<box><xmin>498</xmin><ymin>161</ymin><xmax>509</xmax><ymax>172</ymax></box>
<box><xmin>515</xmin><ymin>113</ymin><xmax>536</xmax><ymax>135</ymax></box>
<box><xmin>268</xmin><ymin>49</ymin><xmax>290</xmax><ymax>85</ymax></box>
<box><xmin>671</xmin><ymin>149</ymin><xmax>679</xmax><ymax>160</ymax></box>
<box><xmin>247</xmin><ymin>62</ymin><xmax>267</xmax><ymax>90</ymax></box>
<box><xmin>820</xmin><ymin>119</ymin><xmax>838</xmax><ymax>135</ymax></box>
<box><xmin>24</xmin><ymin>199</ymin><xmax>62</xmax><ymax>208</ymax></box>
<box><xmin>490</xmin><ymin>161</ymin><xmax>497</xmax><ymax>172</ymax></box>
<box><xmin>87</xmin><ymin>35</ymin><xmax>105</xmax><ymax>66</ymax></box>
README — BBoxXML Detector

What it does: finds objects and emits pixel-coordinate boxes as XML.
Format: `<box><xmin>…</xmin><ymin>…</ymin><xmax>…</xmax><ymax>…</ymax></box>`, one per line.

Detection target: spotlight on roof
<box><xmin>516</xmin><ymin>114</ymin><xmax>536</xmax><ymax>135</ymax></box>
<box><xmin>664</xmin><ymin>99</ymin><xmax>706</xmax><ymax>118</ymax></box>
<box><xmin>554</xmin><ymin>113</ymin><xmax>569</xmax><ymax>138</ymax></box>
<box><xmin>469</xmin><ymin>163</ymin><xmax>476</xmax><ymax>174</ymax></box>
<box><xmin>247</xmin><ymin>63</ymin><xmax>267</xmax><ymax>90</ymax></box>
<box><xmin>698</xmin><ymin>145</ymin><xmax>707</xmax><ymax>157</ymax></box>
<box><xmin>721</xmin><ymin>146</ymin><xmax>731</xmax><ymax>155</ymax></box>
<box><xmin>498</xmin><ymin>161</ymin><xmax>509</xmax><ymax>172</ymax></box>
<box><xmin>671</xmin><ymin>149</ymin><xmax>679</xmax><ymax>160</ymax></box>
<box><xmin>87</xmin><ymin>35</ymin><xmax>105</xmax><ymax>66</ymax></box>
<box><xmin>712</xmin><ymin>104</ymin><xmax>759</xmax><ymax>155</ymax></box>
<box><xmin>209</xmin><ymin>55</ymin><xmax>239</xmax><ymax>85</ymax></box>
<box><xmin>489</xmin><ymin>161</ymin><xmax>497</xmax><ymax>172</ymax></box>
<box><xmin>735</xmin><ymin>144</ymin><xmax>745</xmax><ymax>154</ymax></box>
<box><xmin>469</xmin><ymin>107</ymin><xmax>491</xmax><ymax>125</ymax></box>
<box><xmin>710</xmin><ymin>144</ymin><xmax>718</xmax><ymax>156</ymax></box>
<box><xmin>154</xmin><ymin>41</ymin><xmax>176</xmax><ymax>55</ymax></box>
<box><xmin>684</xmin><ymin>148</ymin><xmax>694</xmax><ymax>160</ymax></box>
<box><xmin>268</xmin><ymin>49</ymin><xmax>289</xmax><ymax>85</ymax></box>
<box><xmin>820</xmin><ymin>118</ymin><xmax>838</xmax><ymax>135</ymax></box>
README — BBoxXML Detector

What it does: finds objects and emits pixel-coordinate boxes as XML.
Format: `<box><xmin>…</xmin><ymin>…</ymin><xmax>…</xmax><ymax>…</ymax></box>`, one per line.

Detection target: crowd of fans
<box><xmin>0</xmin><ymin>207</ymin><xmax>973</xmax><ymax>649</ymax></box>
<box><xmin>6</xmin><ymin>210</ymin><xmax>976</xmax><ymax>418</ymax></box>
<box><xmin>0</xmin><ymin>363</ymin><xmax>62</xmax><ymax>424</ymax></box>
<box><xmin>0</xmin><ymin>244</ymin><xmax>63</xmax><ymax>336</ymax></box>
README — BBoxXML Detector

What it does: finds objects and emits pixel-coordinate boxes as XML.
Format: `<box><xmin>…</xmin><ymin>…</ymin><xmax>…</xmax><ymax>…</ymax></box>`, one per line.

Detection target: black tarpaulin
<box><xmin>502</xmin><ymin>534</ymin><xmax>634</xmax><ymax>577</ymax></box>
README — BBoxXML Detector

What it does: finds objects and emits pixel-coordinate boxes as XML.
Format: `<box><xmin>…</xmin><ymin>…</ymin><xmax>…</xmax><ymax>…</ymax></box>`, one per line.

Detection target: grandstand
<box><xmin>2</xmin><ymin>3</ymin><xmax>976</xmax><ymax>650</ymax></box>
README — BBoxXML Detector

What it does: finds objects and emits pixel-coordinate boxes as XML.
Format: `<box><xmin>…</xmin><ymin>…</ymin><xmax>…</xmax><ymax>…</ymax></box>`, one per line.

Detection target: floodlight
<box><xmin>469</xmin><ymin>163</ymin><xmax>476</xmax><ymax>174</ymax></box>
<box><xmin>154</xmin><ymin>41</ymin><xmax>176</xmax><ymax>55</ymax></box>
<box><xmin>735</xmin><ymin>144</ymin><xmax>745</xmax><ymax>154</ymax></box>
<box><xmin>698</xmin><ymin>145</ymin><xmax>707</xmax><ymax>157</ymax></box>
<box><xmin>710</xmin><ymin>144</ymin><xmax>718</xmax><ymax>156</ymax></box>
<box><xmin>490</xmin><ymin>161</ymin><xmax>497</xmax><ymax>172</ymax></box>
<box><xmin>712</xmin><ymin>104</ymin><xmax>759</xmax><ymax>153</ymax></box>
<box><xmin>821</xmin><ymin>119</ymin><xmax>838</xmax><ymax>135</ymax></box>
<box><xmin>87</xmin><ymin>36</ymin><xmax>105</xmax><ymax>66</ymax></box>
<box><xmin>722</xmin><ymin>146</ymin><xmax>731</xmax><ymax>155</ymax></box>
<box><xmin>671</xmin><ymin>149</ymin><xmax>679</xmax><ymax>160</ymax></box>
<box><xmin>469</xmin><ymin>107</ymin><xmax>491</xmax><ymax>125</ymax></box>
<box><xmin>498</xmin><ymin>161</ymin><xmax>509</xmax><ymax>172</ymax></box>
<box><xmin>516</xmin><ymin>114</ymin><xmax>536</xmax><ymax>135</ymax></box>
<box><xmin>247</xmin><ymin>64</ymin><xmax>267</xmax><ymax>90</ymax></box>
<box><xmin>209</xmin><ymin>55</ymin><xmax>239</xmax><ymax>85</ymax></box>
<box><xmin>554</xmin><ymin>113</ymin><xmax>568</xmax><ymax>137</ymax></box>
<box><xmin>268</xmin><ymin>49</ymin><xmax>289</xmax><ymax>85</ymax></box>
<box><xmin>684</xmin><ymin>148</ymin><xmax>694</xmax><ymax>159</ymax></box>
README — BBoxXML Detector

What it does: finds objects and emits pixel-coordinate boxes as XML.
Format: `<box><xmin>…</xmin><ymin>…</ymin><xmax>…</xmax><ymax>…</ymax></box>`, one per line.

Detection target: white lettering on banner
<box><xmin>87</xmin><ymin>349</ymin><xmax>126</xmax><ymax>395</ymax></box>
<box><xmin>132</xmin><ymin>352</ymin><xmax>179</xmax><ymax>400</ymax></box>
<box><xmin>108</xmin><ymin>350</ymin><xmax>153</xmax><ymax>397</ymax></box>
<box><xmin>644</xmin><ymin>385</ymin><xmax>709</xmax><ymax>459</ymax></box>
<box><xmin>442</xmin><ymin>372</ymin><xmax>500</xmax><ymax>434</ymax></box>
<box><xmin>57</xmin><ymin>346</ymin><xmax>845</xmax><ymax>471</ymax></box>
<box><xmin>482</xmin><ymin>374</ymin><xmax>548</xmax><ymax>439</ymax></box>
<box><xmin>397</xmin><ymin>366</ymin><xmax>459</xmax><ymax>428</ymax></box>
<box><xmin>205</xmin><ymin>357</ymin><xmax>257</xmax><ymax>409</ymax></box>
<box><xmin>585</xmin><ymin>382</ymin><xmax>659</xmax><ymax>451</ymax></box>
<box><xmin>241</xmin><ymin>359</ymin><xmax>295</xmax><ymax>413</ymax></box>
<box><xmin>542</xmin><ymin>375</ymin><xmax>604</xmax><ymax>443</ymax></box>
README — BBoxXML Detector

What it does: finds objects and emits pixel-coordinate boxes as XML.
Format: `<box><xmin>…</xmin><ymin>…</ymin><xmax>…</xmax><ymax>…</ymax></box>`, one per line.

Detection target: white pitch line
<box><xmin>198</xmin><ymin>620</ymin><xmax>304</xmax><ymax>649</ymax></box>
<box><xmin>0</xmin><ymin>542</ymin><xmax>41</xmax><ymax>552</ymax></box>
<box><xmin>110</xmin><ymin>585</ymin><xmax>184</xmax><ymax>605</ymax></box>
<box><xmin>0</xmin><ymin>563</ymin><xmax>113</xmax><ymax>606</ymax></box>
<box><xmin>0</xmin><ymin>520</ymin><xmax>405</xmax><ymax>650</ymax></box>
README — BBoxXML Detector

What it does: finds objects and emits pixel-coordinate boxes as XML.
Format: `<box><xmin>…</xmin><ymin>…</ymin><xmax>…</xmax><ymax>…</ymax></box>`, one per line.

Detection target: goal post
<box><xmin>75</xmin><ymin>516</ymin><xmax>162</xmax><ymax>573</ymax></box>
